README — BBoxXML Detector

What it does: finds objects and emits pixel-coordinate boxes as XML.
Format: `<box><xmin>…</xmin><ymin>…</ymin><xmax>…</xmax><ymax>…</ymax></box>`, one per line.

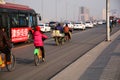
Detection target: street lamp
<box><xmin>106</xmin><ymin>0</ymin><xmax>111</xmax><ymax>41</ymax></box>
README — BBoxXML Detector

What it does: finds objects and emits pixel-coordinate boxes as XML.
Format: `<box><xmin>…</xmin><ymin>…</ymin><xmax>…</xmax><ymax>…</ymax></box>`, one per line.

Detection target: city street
<box><xmin>0</xmin><ymin>24</ymin><xmax>120</xmax><ymax>80</ymax></box>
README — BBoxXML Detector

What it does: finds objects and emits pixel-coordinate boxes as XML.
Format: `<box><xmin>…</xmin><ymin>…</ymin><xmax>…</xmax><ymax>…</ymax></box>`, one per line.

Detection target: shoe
<box><xmin>7</xmin><ymin>61</ymin><xmax>11</xmax><ymax>65</ymax></box>
<box><xmin>42</xmin><ymin>58</ymin><xmax>45</xmax><ymax>62</ymax></box>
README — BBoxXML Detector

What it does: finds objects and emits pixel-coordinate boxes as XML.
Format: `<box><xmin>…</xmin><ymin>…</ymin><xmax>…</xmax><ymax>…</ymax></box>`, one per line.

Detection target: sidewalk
<box><xmin>51</xmin><ymin>30</ymin><xmax>120</xmax><ymax>80</ymax></box>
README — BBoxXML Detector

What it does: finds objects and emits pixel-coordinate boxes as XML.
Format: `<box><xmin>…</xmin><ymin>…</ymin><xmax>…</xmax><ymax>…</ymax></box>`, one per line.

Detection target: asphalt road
<box><xmin>0</xmin><ymin>24</ymin><xmax>120</xmax><ymax>80</ymax></box>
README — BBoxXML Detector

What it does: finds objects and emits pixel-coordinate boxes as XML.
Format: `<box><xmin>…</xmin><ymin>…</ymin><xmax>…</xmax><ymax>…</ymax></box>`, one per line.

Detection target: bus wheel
<box><xmin>28</xmin><ymin>32</ymin><xmax>33</xmax><ymax>43</ymax></box>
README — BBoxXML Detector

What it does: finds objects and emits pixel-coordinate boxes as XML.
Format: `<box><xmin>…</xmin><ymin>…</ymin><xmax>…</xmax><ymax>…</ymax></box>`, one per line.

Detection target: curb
<box><xmin>51</xmin><ymin>30</ymin><xmax>120</xmax><ymax>80</ymax></box>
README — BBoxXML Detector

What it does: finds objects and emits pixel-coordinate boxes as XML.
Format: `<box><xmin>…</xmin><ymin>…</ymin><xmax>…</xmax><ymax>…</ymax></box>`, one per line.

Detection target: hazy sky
<box><xmin>5</xmin><ymin>0</ymin><xmax>120</xmax><ymax>22</ymax></box>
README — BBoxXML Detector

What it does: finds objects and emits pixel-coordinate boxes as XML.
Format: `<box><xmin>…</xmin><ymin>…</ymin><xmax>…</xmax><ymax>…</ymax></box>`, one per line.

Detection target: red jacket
<box><xmin>33</xmin><ymin>31</ymin><xmax>48</xmax><ymax>47</ymax></box>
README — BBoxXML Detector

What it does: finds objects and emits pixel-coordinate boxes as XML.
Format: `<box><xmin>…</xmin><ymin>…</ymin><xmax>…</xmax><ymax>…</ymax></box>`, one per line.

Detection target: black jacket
<box><xmin>0</xmin><ymin>29</ymin><xmax>11</xmax><ymax>50</ymax></box>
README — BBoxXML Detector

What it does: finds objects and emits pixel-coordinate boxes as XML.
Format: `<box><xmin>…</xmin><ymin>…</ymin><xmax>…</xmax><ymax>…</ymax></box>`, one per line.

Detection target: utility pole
<box><xmin>106</xmin><ymin>0</ymin><xmax>111</xmax><ymax>41</ymax></box>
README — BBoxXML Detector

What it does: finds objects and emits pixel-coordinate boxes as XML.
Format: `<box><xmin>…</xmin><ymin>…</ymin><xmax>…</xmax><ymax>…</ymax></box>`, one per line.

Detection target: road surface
<box><xmin>0</xmin><ymin>24</ymin><xmax>120</xmax><ymax>80</ymax></box>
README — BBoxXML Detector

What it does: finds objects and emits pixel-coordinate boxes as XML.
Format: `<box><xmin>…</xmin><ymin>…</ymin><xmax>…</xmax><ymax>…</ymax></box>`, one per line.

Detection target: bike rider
<box><xmin>0</xmin><ymin>27</ymin><xmax>12</xmax><ymax>67</ymax></box>
<box><xmin>33</xmin><ymin>26</ymin><xmax>48</xmax><ymax>62</ymax></box>
<box><xmin>63</xmin><ymin>23</ymin><xmax>72</xmax><ymax>40</ymax></box>
<box><xmin>54</xmin><ymin>23</ymin><xmax>65</xmax><ymax>43</ymax></box>
<box><xmin>55</xmin><ymin>23</ymin><xmax>64</xmax><ymax>33</ymax></box>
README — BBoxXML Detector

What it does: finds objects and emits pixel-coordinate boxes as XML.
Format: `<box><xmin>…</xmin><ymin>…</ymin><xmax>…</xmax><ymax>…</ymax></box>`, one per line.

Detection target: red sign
<box><xmin>11</xmin><ymin>28</ymin><xmax>28</xmax><ymax>43</ymax></box>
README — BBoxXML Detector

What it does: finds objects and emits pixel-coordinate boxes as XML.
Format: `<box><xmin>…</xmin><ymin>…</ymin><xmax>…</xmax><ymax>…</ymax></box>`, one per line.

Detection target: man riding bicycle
<box><xmin>0</xmin><ymin>27</ymin><xmax>12</xmax><ymax>67</ymax></box>
<box><xmin>55</xmin><ymin>23</ymin><xmax>64</xmax><ymax>33</ymax></box>
<box><xmin>63</xmin><ymin>23</ymin><xmax>72</xmax><ymax>40</ymax></box>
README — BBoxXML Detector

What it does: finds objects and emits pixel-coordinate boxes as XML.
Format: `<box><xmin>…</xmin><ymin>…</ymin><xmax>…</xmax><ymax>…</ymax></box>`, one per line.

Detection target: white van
<box><xmin>38</xmin><ymin>23</ymin><xmax>51</xmax><ymax>32</ymax></box>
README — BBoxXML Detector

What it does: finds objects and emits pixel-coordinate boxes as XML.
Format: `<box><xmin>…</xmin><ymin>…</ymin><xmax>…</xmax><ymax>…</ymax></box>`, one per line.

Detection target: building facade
<box><xmin>79</xmin><ymin>6</ymin><xmax>90</xmax><ymax>22</ymax></box>
<box><xmin>102</xmin><ymin>8</ymin><xmax>106</xmax><ymax>20</ymax></box>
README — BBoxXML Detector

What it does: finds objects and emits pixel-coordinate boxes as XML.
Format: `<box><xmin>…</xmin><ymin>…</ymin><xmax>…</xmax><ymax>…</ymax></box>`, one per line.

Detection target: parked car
<box><xmin>49</xmin><ymin>21</ymin><xmax>58</xmax><ymax>29</ymax></box>
<box><xmin>73</xmin><ymin>22</ymin><xmax>86</xmax><ymax>30</ymax></box>
<box><xmin>102</xmin><ymin>20</ymin><xmax>106</xmax><ymax>24</ymax></box>
<box><xmin>97</xmin><ymin>20</ymin><xmax>103</xmax><ymax>24</ymax></box>
<box><xmin>85</xmin><ymin>21</ymin><xmax>94</xmax><ymax>28</ymax></box>
<box><xmin>63</xmin><ymin>22</ymin><xmax>74</xmax><ymax>29</ymax></box>
<box><xmin>38</xmin><ymin>23</ymin><xmax>51</xmax><ymax>32</ymax></box>
<box><xmin>92</xmin><ymin>21</ymin><xmax>97</xmax><ymax>26</ymax></box>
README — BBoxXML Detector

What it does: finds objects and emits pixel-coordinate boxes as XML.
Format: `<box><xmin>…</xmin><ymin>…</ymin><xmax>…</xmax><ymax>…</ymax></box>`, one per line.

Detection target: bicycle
<box><xmin>65</xmin><ymin>31</ymin><xmax>72</xmax><ymax>41</ymax></box>
<box><xmin>34</xmin><ymin>48</ymin><xmax>44</xmax><ymax>66</ymax></box>
<box><xmin>0</xmin><ymin>51</ymin><xmax>16</xmax><ymax>72</ymax></box>
<box><xmin>52</xmin><ymin>30</ymin><xmax>65</xmax><ymax>45</ymax></box>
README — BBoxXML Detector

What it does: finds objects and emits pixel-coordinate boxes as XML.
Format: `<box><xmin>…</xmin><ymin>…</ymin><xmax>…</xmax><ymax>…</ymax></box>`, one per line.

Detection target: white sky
<box><xmin>5</xmin><ymin>0</ymin><xmax>120</xmax><ymax>22</ymax></box>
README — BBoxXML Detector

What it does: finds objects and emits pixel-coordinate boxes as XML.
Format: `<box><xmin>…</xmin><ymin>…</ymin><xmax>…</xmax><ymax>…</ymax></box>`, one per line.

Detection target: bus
<box><xmin>0</xmin><ymin>2</ymin><xmax>41</xmax><ymax>43</ymax></box>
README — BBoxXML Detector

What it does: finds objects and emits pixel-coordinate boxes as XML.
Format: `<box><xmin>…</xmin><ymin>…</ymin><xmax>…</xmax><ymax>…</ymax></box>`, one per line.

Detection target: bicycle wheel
<box><xmin>34</xmin><ymin>54</ymin><xmax>40</xmax><ymax>66</ymax></box>
<box><xmin>34</xmin><ymin>48</ymin><xmax>43</xmax><ymax>66</ymax></box>
<box><xmin>55</xmin><ymin>37</ymin><xmax>59</xmax><ymax>45</ymax></box>
<box><xmin>61</xmin><ymin>37</ymin><xmax>65</xmax><ymax>44</ymax></box>
<box><xmin>6</xmin><ymin>54</ymin><xmax>16</xmax><ymax>72</ymax></box>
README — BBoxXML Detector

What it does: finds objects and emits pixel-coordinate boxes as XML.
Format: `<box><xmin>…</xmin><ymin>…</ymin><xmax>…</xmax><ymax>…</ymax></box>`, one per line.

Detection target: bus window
<box><xmin>0</xmin><ymin>13</ymin><xmax>11</xmax><ymax>38</ymax></box>
<box><xmin>19</xmin><ymin>13</ymin><xmax>28</xmax><ymax>27</ymax></box>
<box><xmin>30</xmin><ymin>15</ymin><xmax>37</xmax><ymax>27</ymax></box>
<box><xmin>10</xmin><ymin>13</ymin><xmax>19</xmax><ymax>27</ymax></box>
<box><xmin>0</xmin><ymin>13</ymin><xmax>9</xmax><ymax>28</ymax></box>
<box><xmin>29</xmin><ymin>15</ymin><xmax>33</xmax><ymax>27</ymax></box>
<box><xmin>0</xmin><ymin>15</ymin><xmax>2</xmax><ymax>27</ymax></box>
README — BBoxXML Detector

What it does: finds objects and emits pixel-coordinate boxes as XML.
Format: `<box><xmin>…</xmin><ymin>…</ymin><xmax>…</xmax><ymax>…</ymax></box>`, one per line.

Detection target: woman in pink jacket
<box><xmin>33</xmin><ymin>26</ymin><xmax>48</xmax><ymax>61</ymax></box>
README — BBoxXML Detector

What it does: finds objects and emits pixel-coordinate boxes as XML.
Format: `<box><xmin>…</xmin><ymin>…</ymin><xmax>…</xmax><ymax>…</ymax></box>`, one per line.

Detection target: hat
<box><xmin>35</xmin><ymin>26</ymin><xmax>41</xmax><ymax>31</ymax></box>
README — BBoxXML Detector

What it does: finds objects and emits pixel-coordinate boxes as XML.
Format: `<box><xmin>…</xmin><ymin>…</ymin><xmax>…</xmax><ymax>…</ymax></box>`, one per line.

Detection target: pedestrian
<box><xmin>33</xmin><ymin>26</ymin><xmax>48</xmax><ymax>62</ymax></box>
<box><xmin>110</xmin><ymin>20</ymin><xmax>113</xmax><ymax>32</ymax></box>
